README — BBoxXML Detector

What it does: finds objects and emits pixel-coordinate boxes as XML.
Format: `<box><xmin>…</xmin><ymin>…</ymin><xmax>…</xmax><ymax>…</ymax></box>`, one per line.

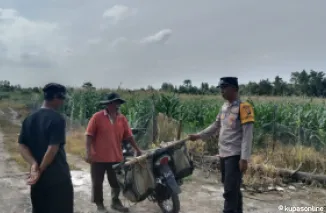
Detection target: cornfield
<box><xmin>62</xmin><ymin>89</ymin><xmax>326</xmax><ymax>151</ymax></box>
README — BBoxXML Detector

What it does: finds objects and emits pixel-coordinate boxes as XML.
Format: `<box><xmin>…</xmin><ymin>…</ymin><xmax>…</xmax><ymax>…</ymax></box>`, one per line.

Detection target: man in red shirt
<box><xmin>85</xmin><ymin>92</ymin><xmax>142</xmax><ymax>213</ymax></box>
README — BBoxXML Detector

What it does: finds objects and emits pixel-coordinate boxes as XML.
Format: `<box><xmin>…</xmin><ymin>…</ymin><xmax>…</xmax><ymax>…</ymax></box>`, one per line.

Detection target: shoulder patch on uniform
<box><xmin>239</xmin><ymin>102</ymin><xmax>255</xmax><ymax>124</ymax></box>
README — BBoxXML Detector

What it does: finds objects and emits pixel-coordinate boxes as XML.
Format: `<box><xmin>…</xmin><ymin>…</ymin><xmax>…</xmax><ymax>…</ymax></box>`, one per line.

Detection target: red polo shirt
<box><xmin>85</xmin><ymin>110</ymin><xmax>132</xmax><ymax>162</ymax></box>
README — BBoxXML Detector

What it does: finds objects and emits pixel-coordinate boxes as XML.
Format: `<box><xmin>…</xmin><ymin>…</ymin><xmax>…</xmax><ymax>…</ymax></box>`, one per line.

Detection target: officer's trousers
<box><xmin>31</xmin><ymin>180</ymin><xmax>74</xmax><ymax>213</ymax></box>
<box><xmin>220</xmin><ymin>155</ymin><xmax>243</xmax><ymax>213</ymax></box>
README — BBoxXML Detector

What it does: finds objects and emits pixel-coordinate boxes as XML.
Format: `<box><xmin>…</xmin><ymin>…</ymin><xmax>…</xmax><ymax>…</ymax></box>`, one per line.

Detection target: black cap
<box><xmin>43</xmin><ymin>83</ymin><xmax>67</xmax><ymax>99</ymax></box>
<box><xmin>99</xmin><ymin>92</ymin><xmax>125</xmax><ymax>105</ymax></box>
<box><xmin>217</xmin><ymin>77</ymin><xmax>239</xmax><ymax>88</ymax></box>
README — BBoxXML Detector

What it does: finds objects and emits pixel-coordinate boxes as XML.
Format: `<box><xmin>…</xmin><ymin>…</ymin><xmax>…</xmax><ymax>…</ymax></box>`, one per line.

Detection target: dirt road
<box><xmin>0</xmin><ymin>130</ymin><xmax>31</xmax><ymax>213</ymax></box>
<box><xmin>0</xmin><ymin>108</ymin><xmax>325</xmax><ymax>213</ymax></box>
<box><xmin>71</xmin><ymin>168</ymin><xmax>326</xmax><ymax>213</ymax></box>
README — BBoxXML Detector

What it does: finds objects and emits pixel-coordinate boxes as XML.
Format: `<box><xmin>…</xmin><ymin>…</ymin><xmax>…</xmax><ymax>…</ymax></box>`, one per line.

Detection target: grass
<box><xmin>2</xmin><ymin>97</ymin><xmax>326</xmax><ymax>188</ymax></box>
<box><xmin>0</xmin><ymin>101</ymin><xmax>82</xmax><ymax>172</ymax></box>
<box><xmin>243</xmin><ymin>142</ymin><xmax>326</xmax><ymax>187</ymax></box>
<box><xmin>66</xmin><ymin>128</ymin><xmax>86</xmax><ymax>158</ymax></box>
<box><xmin>66</xmin><ymin>113</ymin><xmax>326</xmax><ymax>173</ymax></box>
<box><xmin>0</xmin><ymin>100</ymin><xmax>30</xmax><ymax>118</ymax></box>
<box><xmin>0</xmin><ymin>116</ymin><xmax>81</xmax><ymax>172</ymax></box>
<box><xmin>0</xmin><ymin>117</ymin><xmax>29</xmax><ymax>171</ymax></box>
<box><xmin>0</xmin><ymin>102</ymin><xmax>33</xmax><ymax>171</ymax></box>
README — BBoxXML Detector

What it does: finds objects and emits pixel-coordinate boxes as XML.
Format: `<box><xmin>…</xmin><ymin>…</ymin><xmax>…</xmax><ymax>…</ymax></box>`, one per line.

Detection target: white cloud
<box><xmin>140</xmin><ymin>29</ymin><xmax>173</xmax><ymax>44</ymax></box>
<box><xmin>110</xmin><ymin>37</ymin><xmax>128</xmax><ymax>47</ymax></box>
<box><xmin>2</xmin><ymin>0</ymin><xmax>326</xmax><ymax>88</ymax></box>
<box><xmin>64</xmin><ymin>48</ymin><xmax>73</xmax><ymax>55</ymax></box>
<box><xmin>0</xmin><ymin>8</ymin><xmax>64</xmax><ymax>66</ymax></box>
<box><xmin>87</xmin><ymin>38</ymin><xmax>101</xmax><ymax>45</ymax></box>
<box><xmin>102</xmin><ymin>5</ymin><xmax>137</xmax><ymax>24</ymax></box>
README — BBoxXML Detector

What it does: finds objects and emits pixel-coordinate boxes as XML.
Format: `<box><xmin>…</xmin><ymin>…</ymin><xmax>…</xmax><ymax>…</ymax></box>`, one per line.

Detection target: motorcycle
<box><xmin>116</xmin><ymin>128</ymin><xmax>182</xmax><ymax>213</ymax></box>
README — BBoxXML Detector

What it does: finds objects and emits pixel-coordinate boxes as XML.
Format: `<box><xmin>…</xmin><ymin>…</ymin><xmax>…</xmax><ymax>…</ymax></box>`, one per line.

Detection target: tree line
<box><xmin>160</xmin><ymin>69</ymin><xmax>326</xmax><ymax>97</ymax></box>
<box><xmin>1</xmin><ymin>69</ymin><xmax>326</xmax><ymax>97</ymax></box>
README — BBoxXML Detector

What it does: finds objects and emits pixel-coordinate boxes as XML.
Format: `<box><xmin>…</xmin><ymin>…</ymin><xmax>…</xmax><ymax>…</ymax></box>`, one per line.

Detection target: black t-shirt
<box><xmin>18</xmin><ymin>108</ymin><xmax>71</xmax><ymax>187</ymax></box>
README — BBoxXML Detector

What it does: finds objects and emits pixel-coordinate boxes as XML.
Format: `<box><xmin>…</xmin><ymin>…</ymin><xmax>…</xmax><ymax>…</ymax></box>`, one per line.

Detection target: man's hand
<box><xmin>27</xmin><ymin>163</ymin><xmax>41</xmax><ymax>185</ymax></box>
<box><xmin>239</xmin><ymin>159</ymin><xmax>248</xmax><ymax>173</ymax></box>
<box><xmin>187</xmin><ymin>134</ymin><xmax>201</xmax><ymax>141</ymax></box>
<box><xmin>85</xmin><ymin>152</ymin><xmax>92</xmax><ymax>164</ymax></box>
<box><xmin>136</xmin><ymin>150</ymin><xmax>142</xmax><ymax>157</ymax></box>
<box><xmin>134</xmin><ymin>148</ymin><xmax>142</xmax><ymax>157</ymax></box>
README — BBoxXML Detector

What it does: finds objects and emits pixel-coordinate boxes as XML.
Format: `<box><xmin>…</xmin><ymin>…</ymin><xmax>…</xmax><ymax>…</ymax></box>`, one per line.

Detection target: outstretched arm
<box><xmin>198</xmin><ymin>119</ymin><xmax>221</xmax><ymax>140</ymax></box>
<box><xmin>188</xmin><ymin>113</ymin><xmax>221</xmax><ymax>141</ymax></box>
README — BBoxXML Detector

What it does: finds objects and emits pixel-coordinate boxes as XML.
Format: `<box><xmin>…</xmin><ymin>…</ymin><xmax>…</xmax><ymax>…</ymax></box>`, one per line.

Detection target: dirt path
<box><xmin>71</xmin><ymin>167</ymin><xmax>326</xmax><ymax>213</ymax></box>
<box><xmin>0</xmin><ymin>130</ymin><xmax>31</xmax><ymax>213</ymax></box>
<box><xmin>1</xmin><ymin>107</ymin><xmax>326</xmax><ymax>213</ymax></box>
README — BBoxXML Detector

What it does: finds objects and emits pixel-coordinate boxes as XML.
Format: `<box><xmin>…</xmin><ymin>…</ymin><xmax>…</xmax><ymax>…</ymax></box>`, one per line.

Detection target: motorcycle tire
<box><xmin>157</xmin><ymin>192</ymin><xmax>180</xmax><ymax>213</ymax></box>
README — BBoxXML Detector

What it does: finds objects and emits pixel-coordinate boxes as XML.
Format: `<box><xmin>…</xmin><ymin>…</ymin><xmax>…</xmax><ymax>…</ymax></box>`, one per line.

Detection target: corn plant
<box><xmin>63</xmin><ymin>90</ymin><xmax>326</xmax><ymax>150</ymax></box>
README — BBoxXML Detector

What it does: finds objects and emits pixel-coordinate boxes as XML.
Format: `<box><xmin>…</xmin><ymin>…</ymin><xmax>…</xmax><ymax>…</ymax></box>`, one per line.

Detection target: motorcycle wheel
<box><xmin>157</xmin><ymin>192</ymin><xmax>180</xmax><ymax>213</ymax></box>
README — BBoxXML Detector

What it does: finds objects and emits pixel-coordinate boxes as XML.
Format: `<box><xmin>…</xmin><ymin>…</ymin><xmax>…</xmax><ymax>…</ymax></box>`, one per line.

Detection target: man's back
<box><xmin>19</xmin><ymin>108</ymin><xmax>71</xmax><ymax>187</ymax></box>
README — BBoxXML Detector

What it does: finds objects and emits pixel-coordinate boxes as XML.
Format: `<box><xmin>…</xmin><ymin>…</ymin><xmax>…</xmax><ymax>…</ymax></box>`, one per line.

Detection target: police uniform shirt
<box><xmin>198</xmin><ymin>99</ymin><xmax>254</xmax><ymax>160</ymax></box>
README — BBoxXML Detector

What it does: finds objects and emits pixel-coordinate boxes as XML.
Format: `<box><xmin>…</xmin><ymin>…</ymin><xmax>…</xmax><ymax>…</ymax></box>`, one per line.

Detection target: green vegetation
<box><xmin>2</xmin><ymin>72</ymin><xmax>326</xmax><ymax>176</ymax></box>
<box><xmin>64</xmin><ymin>89</ymin><xmax>326</xmax><ymax>151</ymax></box>
<box><xmin>1</xmin><ymin>69</ymin><xmax>326</xmax><ymax>152</ymax></box>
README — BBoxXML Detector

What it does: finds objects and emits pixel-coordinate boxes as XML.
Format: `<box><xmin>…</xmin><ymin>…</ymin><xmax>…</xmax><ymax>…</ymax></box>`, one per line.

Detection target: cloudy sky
<box><xmin>0</xmin><ymin>0</ymin><xmax>325</xmax><ymax>89</ymax></box>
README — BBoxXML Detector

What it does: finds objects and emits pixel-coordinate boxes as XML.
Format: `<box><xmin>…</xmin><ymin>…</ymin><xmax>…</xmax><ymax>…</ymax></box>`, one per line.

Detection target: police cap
<box><xmin>218</xmin><ymin>77</ymin><xmax>239</xmax><ymax>88</ymax></box>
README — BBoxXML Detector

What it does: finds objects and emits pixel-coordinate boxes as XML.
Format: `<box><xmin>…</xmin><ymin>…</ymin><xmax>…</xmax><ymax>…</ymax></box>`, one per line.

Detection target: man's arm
<box><xmin>123</xmin><ymin>117</ymin><xmax>141</xmax><ymax>153</ymax></box>
<box><xmin>39</xmin><ymin>117</ymin><xmax>65</xmax><ymax>173</ymax></box>
<box><xmin>19</xmin><ymin>144</ymin><xmax>37</xmax><ymax>166</ymax></box>
<box><xmin>18</xmin><ymin>120</ymin><xmax>37</xmax><ymax>166</ymax></box>
<box><xmin>86</xmin><ymin>135</ymin><xmax>93</xmax><ymax>156</ymax></box>
<box><xmin>85</xmin><ymin>115</ymin><xmax>97</xmax><ymax>157</ymax></box>
<box><xmin>241</xmin><ymin>123</ymin><xmax>253</xmax><ymax>160</ymax></box>
<box><xmin>239</xmin><ymin>102</ymin><xmax>255</xmax><ymax>160</ymax></box>
<box><xmin>197</xmin><ymin>114</ymin><xmax>221</xmax><ymax>140</ymax></box>
<box><xmin>125</xmin><ymin>136</ymin><xmax>141</xmax><ymax>153</ymax></box>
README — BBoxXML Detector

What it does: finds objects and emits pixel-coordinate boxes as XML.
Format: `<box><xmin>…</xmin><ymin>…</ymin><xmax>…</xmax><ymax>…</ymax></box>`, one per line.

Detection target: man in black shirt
<box><xmin>18</xmin><ymin>83</ymin><xmax>73</xmax><ymax>213</ymax></box>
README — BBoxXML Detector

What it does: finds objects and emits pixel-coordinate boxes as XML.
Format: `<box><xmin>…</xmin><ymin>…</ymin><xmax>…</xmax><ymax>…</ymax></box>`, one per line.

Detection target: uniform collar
<box><xmin>224</xmin><ymin>99</ymin><xmax>240</xmax><ymax>107</ymax></box>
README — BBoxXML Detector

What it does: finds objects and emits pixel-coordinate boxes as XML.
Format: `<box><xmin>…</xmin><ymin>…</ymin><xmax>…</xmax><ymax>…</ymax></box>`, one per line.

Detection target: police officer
<box><xmin>188</xmin><ymin>77</ymin><xmax>254</xmax><ymax>213</ymax></box>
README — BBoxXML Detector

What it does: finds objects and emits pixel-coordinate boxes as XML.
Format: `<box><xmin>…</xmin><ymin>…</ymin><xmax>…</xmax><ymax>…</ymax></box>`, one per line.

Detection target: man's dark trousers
<box><xmin>220</xmin><ymin>155</ymin><xmax>243</xmax><ymax>213</ymax></box>
<box><xmin>91</xmin><ymin>162</ymin><xmax>121</xmax><ymax>204</ymax></box>
<box><xmin>31</xmin><ymin>180</ymin><xmax>74</xmax><ymax>213</ymax></box>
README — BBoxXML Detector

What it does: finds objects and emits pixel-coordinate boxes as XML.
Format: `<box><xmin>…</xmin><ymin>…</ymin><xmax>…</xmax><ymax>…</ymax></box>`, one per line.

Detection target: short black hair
<box><xmin>43</xmin><ymin>83</ymin><xmax>67</xmax><ymax>101</ymax></box>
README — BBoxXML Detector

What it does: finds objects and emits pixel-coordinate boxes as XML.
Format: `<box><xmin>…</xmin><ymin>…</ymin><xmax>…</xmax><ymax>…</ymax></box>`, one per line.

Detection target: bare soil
<box><xmin>0</xmin><ymin>108</ymin><xmax>325</xmax><ymax>213</ymax></box>
<box><xmin>0</xmin><ymin>131</ymin><xmax>31</xmax><ymax>213</ymax></box>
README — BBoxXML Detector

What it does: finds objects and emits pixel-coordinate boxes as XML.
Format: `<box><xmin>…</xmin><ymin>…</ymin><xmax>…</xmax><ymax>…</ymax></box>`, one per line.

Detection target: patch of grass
<box><xmin>242</xmin><ymin>142</ymin><xmax>326</xmax><ymax>187</ymax></box>
<box><xmin>251</xmin><ymin>142</ymin><xmax>326</xmax><ymax>173</ymax></box>
<box><xmin>0</xmin><ymin>100</ymin><xmax>30</xmax><ymax>118</ymax></box>
<box><xmin>0</xmin><ymin>118</ymin><xmax>29</xmax><ymax>171</ymax></box>
<box><xmin>66</xmin><ymin>128</ymin><xmax>86</xmax><ymax>158</ymax></box>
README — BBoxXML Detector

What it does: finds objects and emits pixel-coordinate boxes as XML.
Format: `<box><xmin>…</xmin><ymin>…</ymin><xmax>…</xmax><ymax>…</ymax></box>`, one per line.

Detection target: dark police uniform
<box><xmin>18</xmin><ymin>83</ymin><xmax>73</xmax><ymax>213</ymax></box>
<box><xmin>198</xmin><ymin>77</ymin><xmax>254</xmax><ymax>213</ymax></box>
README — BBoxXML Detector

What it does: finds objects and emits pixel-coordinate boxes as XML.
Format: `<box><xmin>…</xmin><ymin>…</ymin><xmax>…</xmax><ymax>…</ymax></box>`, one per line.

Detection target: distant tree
<box><xmin>200</xmin><ymin>82</ymin><xmax>209</xmax><ymax>94</ymax></box>
<box><xmin>183</xmin><ymin>79</ymin><xmax>192</xmax><ymax>88</ymax></box>
<box><xmin>161</xmin><ymin>82</ymin><xmax>175</xmax><ymax>92</ymax></box>
<box><xmin>82</xmin><ymin>82</ymin><xmax>95</xmax><ymax>90</ymax></box>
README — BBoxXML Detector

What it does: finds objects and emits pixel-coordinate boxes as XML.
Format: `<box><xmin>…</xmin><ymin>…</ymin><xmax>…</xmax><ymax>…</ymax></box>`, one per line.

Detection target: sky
<box><xmin>0</xmin><ymin>0</ymin><xmax>326</xmax><ymax>89</ymax></box>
